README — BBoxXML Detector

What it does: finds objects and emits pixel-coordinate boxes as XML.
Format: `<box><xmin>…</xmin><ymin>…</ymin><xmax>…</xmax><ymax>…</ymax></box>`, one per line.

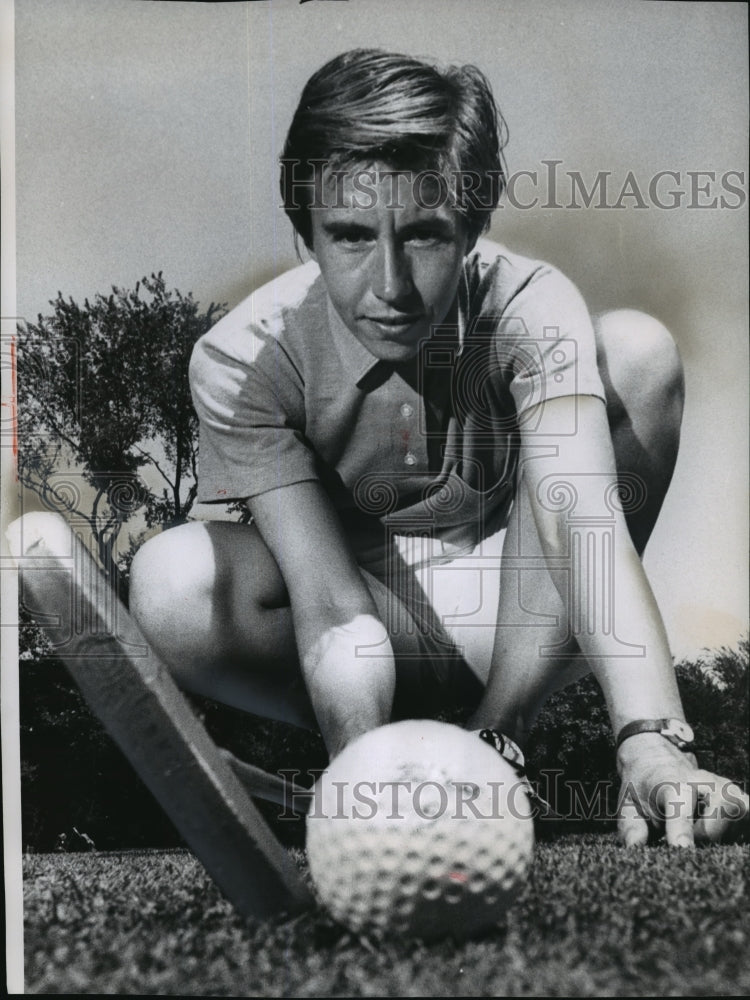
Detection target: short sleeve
<box><xmin>508</xmin><ymin>267</ymin><xmax>605</xmax><ymax>416</ymax></box>
<box><xmin>190</xmin><ymin>324</ymin><xmax>318</xmax><ymax>504</ymax></box>
<box><xmin>480</xmin><ymin>258</ymin><xmax>606</xmax><ymax>418</ymax></box>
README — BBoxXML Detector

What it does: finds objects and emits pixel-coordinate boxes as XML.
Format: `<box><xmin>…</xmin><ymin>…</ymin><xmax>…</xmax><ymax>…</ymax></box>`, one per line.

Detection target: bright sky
<box><xmin>10</xmin><ymin>0</ymin><xmax>749</xmax><ymax>660</ymax></box>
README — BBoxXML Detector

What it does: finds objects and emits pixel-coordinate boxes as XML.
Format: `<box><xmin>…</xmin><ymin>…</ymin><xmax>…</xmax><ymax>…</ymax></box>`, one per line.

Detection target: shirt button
<box><xmin>400</xmin><ymin>403</ymin><xmax>414</xmax><ymax>418</ymax></box>
<box><xmin>404</xmin><ymin>452</ymin><xmax>417</xmax><ymax>466</ymax></box>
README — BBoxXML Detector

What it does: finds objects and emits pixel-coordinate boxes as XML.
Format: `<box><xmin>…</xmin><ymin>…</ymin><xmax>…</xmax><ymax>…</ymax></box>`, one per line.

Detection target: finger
<box><xmin>617</xmin><ymin>790</ymin><xmax>649</xmax><ymax>847</ymax></box>
<box><xmin>693</xmin><ymin>776</ymin><xmax>749</xmax><ymax>843</ymax></box>
<box><xmin>658</xmin><ymin>780</ymin><xmax>697</xmax><ymax>848</ymax></box>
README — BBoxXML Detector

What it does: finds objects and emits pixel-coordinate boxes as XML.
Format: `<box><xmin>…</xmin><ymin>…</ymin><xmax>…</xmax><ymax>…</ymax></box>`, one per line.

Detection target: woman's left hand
<box><xmin>616</xmin><ymin>733</ymin><xmax>749</xmax><ymax>846</ymax></box>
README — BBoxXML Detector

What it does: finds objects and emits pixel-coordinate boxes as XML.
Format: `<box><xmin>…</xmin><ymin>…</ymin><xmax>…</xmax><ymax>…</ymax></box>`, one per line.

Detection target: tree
<box><xmin>15</xmin><ymin>275</ymin><xmax>236</xmax><ymax>851</ymax></box>
<box><xmin>17</xmin><ymin>274</ymin><xmax>227</xmax><ymax>588</ymax></box>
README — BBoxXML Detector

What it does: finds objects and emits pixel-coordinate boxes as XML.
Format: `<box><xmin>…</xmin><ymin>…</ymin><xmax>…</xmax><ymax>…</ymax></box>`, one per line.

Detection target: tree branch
<box><xmin>23</xmin><ymin>395</ymin><xmax>83</xmax><ymax>459</ymax></box>
<box><xmin>185</xmin><ymin>480</ymin><xmax>198</xmax><ymax>512</ymax></box>
<box><xmin>21</xmin><ymin>470</ymin><xmax>99</xmax><ymax>540</ymax></box>
<box><xmin>133</xmin><ymin>444</ymin><xmax>175</xmax><ymax>491</ymax></box>
<box><xmin>91</xmin><ymin>486</ymin><xmax>105</xmax><ymax>531</ymax></box>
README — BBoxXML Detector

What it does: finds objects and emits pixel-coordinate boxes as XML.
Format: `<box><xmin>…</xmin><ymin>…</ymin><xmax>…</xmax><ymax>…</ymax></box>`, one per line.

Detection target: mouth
<box><xmin>365</xmin><ymin>314</ymin><xmax>423</xmax><ymax>336</ymax></box>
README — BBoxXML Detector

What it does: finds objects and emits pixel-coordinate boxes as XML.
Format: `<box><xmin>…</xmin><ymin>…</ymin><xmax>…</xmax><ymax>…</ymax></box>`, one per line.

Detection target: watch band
<box><xmin>615</xmin><ymin>718</ymin><xmax>695</xmax><ymax>752</ymax></box>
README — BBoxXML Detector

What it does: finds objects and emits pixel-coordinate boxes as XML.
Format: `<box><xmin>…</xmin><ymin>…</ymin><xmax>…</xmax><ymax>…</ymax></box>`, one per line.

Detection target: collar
<box><xmin>324</xmin><ymin>269</ymin><xmax>468</xmax><ymax>389</ymax></box>
<box><xmin>326</xmin><ymin>297</ymin><xmax>385</xmax><ymax>388</ymax></box>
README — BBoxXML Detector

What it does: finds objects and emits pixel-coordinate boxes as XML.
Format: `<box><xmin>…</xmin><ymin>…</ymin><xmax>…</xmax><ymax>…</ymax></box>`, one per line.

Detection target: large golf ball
<box><xmin>305</xmin><ymin>719</ymin><xmax>534</xmax><ymax>940</ymax></box>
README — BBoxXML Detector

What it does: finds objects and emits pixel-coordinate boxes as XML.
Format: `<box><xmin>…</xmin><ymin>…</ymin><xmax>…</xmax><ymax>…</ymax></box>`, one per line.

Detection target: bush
<box><xmin>18</xmin><ymin>606</ymin><xmax>325</xmax><ymax>850</ymax></box>
<box><xmin>19</xmin><ymin>632</ymin><xmax>748</xmax><ymax>849</ymax></box>
<box><xmin>526</xmin><ymin>638</ymin><xmax>749</xmax><ymax>826</ymax></box>
<box><xmin>20</xmin><ymin>652</ymin><xmax>181</xmax><ymax>852</ymax></box>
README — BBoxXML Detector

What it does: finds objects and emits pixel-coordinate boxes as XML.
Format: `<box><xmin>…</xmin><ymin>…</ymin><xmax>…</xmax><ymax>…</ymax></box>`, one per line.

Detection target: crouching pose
<box><xmin>131</xmin><ymin>49</ymin><xmax>747</xmax><ymax>845</ymax></box>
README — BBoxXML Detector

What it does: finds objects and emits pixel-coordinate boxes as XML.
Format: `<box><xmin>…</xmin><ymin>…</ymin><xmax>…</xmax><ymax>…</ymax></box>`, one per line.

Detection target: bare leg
<box><xmin>129</xmin><ymin>520</ymin><xmax>423</xmax><ymax>733</ymax></box>
<box><xmin>130</xmin><ymin>520</ymin><xmax>318</xmax><ymax>729</ymax></box>
<box><xmin>468</xmin><ymin>309</ymin><xmax>685</xmax><ymax>743</ymax></box>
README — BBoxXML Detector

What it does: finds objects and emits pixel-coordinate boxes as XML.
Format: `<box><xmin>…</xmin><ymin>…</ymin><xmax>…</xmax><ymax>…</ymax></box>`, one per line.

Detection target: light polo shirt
<box><xmin>190</xmin><ymin>239</ymin><xmax>606</xmax><ymax>573</ymax></box>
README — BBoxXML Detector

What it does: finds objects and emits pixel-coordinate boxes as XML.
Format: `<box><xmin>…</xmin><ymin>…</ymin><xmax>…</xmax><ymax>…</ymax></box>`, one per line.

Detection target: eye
<box><xmin>405</xmin><ymin>228</ymin><xmax>452</xmax><ymax>246</ymax></box>
<box><xmin>332</xmin><ymin>228</ymin><xmax>374</xmax><ymax>247</ymax></box>
<box><xmin>410</xmin><ymin>234</ymin><xmax>443</xmax><ymax>245</ymax></box>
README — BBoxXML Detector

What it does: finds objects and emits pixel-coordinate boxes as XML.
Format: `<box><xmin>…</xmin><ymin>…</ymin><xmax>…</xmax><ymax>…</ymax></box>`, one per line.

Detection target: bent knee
<box><xmin>130</xmin><ymin>523</ymin><xmax>216</xmax><ymax>627</ymax></box>
<box><xmin>594</xmin><ymin>309</ymin><xmax>684</xmax><ymax>406</ymax></box>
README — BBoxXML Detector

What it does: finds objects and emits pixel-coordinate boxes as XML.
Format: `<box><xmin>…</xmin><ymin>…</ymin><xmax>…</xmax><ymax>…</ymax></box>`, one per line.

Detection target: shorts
<box><xmin>360</xmin><ymin>527</ymin><xmax>506</xmax><ymax>721</ymax></box>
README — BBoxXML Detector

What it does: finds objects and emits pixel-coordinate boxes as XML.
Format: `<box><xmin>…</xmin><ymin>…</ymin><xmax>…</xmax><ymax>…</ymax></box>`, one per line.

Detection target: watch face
<box><xmin>662</xmin><ymin>719</ymin><xmax>694</xmax><ymax>745</ymax></box>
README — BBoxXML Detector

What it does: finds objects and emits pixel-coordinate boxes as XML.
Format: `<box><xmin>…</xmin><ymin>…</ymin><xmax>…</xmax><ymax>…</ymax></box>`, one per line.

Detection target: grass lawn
<box><xmin>22</xmin><ymin>833</ymin><xmax>748</xmax><ymax>996</ymax></box>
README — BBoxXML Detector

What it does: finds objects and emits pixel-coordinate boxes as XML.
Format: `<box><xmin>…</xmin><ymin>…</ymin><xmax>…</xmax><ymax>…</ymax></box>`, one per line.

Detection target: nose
<box><xmin>371</xmin><ymin>238</ymin><xmax>413</xmax><ymax>306</ymax></box>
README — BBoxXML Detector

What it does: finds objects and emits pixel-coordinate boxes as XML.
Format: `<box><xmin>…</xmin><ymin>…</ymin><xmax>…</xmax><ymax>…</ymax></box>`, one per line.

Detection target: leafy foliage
<box><xmin>20</xmin><ymin>632</ymin><xmax>747</xmax><ymax>850</ymax></box>
<box><xmin>676</xmin><ymin>637</ymin><xmax>749</xmax><ymax>780</ymax></box>
<box><xmin>15</xmin><ymin>274</ymin><xmax>235</xmax><ymax>848</ymax></box>
<box><xmin>526</xmin><ymin>638</ymin><xmax>749</xmax><ymax>825</ymax></box>
<box><xmin>16</xmin><ymin>275</ymin><xmax>226</xmax><ymax>585</ymax></box>
<box><xmin>19</xmin><ymin>610</ymin><xmax>180</xmax><ymax>851</ymax></box>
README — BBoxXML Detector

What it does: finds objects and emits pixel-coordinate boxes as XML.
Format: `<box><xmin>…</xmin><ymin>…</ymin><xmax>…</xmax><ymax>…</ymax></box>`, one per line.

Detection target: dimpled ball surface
<box><xmin>305</xmin><ymin>719</ymin><xmax>534</xmax><ymax>941</ymax></box>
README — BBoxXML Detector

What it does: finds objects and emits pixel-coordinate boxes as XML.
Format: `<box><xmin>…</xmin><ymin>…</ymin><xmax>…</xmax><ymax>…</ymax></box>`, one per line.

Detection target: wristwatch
<box><xmin>615</xmin><ymin>718</ymin><xmax>695</xmax><ymax>752</ymax></box>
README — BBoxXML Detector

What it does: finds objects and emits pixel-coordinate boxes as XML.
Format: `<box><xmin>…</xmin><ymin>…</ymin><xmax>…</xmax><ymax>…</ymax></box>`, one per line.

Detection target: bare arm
<box><xmin>521</xmin><ymin>394</ymin><xmax>748</xmax><ymax>844</ymax></box>
<box><xmin>248</xmin><ymin>481</ymin><xmax>395</xmax><ymax>757</ymax></box>
<box><xmin>520</xmin><ymin>394</ymin><xmax>683</xmax><ymax>732</ymax></box>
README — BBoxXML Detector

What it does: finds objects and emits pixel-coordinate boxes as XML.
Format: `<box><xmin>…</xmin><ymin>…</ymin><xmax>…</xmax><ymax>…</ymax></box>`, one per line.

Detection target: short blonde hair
<box><xmin>280</xmin><ymin>48</ymin><xmax>508</xmax><ymax>249</ymax></box>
